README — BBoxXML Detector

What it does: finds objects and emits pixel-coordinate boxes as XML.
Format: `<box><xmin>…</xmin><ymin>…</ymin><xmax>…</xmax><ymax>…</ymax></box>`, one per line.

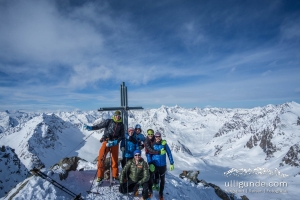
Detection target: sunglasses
<box><xmin>128</xmin><ymin>130</ymin><xmax>134</xmax><ymax>132</ymax></box>
<box><xmin>134</xmin><ymin>154</ymin><xmax>141</xmax><ymax>157</ymax></box>
<box><xmin>155</xmin><ymin>136</ymin><xmax>161</xmax><ymax>138</ymax></box>
<box><xmin>148</xmin><ymin>133</ymin><xmax>154</xmax><ymax>136</ymax></box>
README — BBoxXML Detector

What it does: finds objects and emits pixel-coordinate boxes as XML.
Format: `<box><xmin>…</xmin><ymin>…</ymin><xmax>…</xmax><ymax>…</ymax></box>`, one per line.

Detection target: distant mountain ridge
<box><xmin>0</xmin><ymin>101</ymin><xmax>299</xmax><ymax>199</ymax></box>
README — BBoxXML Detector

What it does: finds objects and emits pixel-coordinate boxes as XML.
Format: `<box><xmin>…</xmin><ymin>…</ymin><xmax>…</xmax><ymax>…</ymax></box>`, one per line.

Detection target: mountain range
<box><xmin>0</xmin><ymin>102</ymin><xmax>299</xmax><ymax>199</ymax></box>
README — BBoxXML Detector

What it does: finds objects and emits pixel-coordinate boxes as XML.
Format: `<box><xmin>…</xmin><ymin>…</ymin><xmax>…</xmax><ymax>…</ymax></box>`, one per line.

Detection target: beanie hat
<box><xmin>128</xmin><ymin>127</ymin><xmax>134</xmax><ymax>132</ymax></box>
<box><xmin>154</xmin><ymin>131</ymin><xmax>161</xmax><ymax>137</ymax></box>
<box><xmin>114</xmin><ymin>110</ymin><xmax>121</xmax><ymax>115</ymax></box>
<box><xmin>134</xmin><ymin>149</ymin><xmax>141</xmax><ymax>155</ymax></box>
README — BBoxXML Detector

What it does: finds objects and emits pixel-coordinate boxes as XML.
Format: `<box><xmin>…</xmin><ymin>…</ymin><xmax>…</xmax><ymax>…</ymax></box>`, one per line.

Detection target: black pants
<box><xmin>121</xmin><ymin>157</ymin><xmax>133</xmax><ymax>168</ymax></box>
<box><xmin>148</xmin><ymin>170</ymin><xmax>159</xmax><ymax>192</ymax></box>
<box><xmin>119</xmin><ymin>178</ymin><xmax>149</xmax><ymax>199</ymax></box>
<box><xmin>149</xmin><ymin>165</ymin><xmax>166</xmax><ymax>196</ymax></box>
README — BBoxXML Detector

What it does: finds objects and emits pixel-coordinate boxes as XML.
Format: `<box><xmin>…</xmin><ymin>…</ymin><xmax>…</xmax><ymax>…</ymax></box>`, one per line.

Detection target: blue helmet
<box><xmin>135</xmin><ymin>124</ymin><xmax>141</xmax><ymax>129</ymax></box>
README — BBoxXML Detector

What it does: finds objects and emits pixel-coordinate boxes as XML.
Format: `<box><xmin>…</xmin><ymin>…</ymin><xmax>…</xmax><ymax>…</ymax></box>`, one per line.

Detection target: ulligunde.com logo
<box><xmin>224</xmin><ymin>180</ymin><xmax>289</xmax><ymax>194</ymax></box>
<box><xmin>225</xmin><ymin>180</ymin><xmax>288</xmax><ymax>189</ymax></box>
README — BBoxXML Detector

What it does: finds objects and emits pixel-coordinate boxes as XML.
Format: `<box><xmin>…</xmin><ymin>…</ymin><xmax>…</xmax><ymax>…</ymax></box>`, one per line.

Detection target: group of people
<box><xmin>83</xmin><ymin>110</ymin><xmax>174</xmax><ymax>200</ymax></box>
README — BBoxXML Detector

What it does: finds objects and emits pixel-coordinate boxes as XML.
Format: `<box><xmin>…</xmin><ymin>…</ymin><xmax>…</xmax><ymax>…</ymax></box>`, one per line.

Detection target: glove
<box><xmin>133</xmin><ymin>183</ymin><xmax>140</xmax><ymax>192</ymax></box>
<box><xmin>128</xmin><ymin>136</ymin><xmax>137</xmax><ymax>144</ymax></box>
<box><xmin>106</xmin><ymin>140</ymin><xmax>118</xmax><ymax>147</ymax></box>
<box><xmin>100</xmin><ymin>138</ymin><xmax>104</xmax><ymax>143</ymax></box>
<box><xmin>139</xmin><ymin>144</ymin><xmax>144</xmax><ymax>150</ymax></box>
<box><xmin>83</xmin><ymin>124</ymin><xmax>92</xmax><ymax>131</ymax></box>
<box><xmin>161</xmin><ymin>140</ymin><xmax>167</xmax><ymax>145</ymax></box>
<box><xmin>160</xmin><ymin>148</ymin><xmax>166</xmax><ymax>155</ymax></box>
<box><xmin>149</xmin><ymin>164</ymin><xmax>155</xmax><ymax>172</ymax></box>
<box><xmin>121</xmin><ymin>147</ymin><xmax>125</xmax><ymax>152</ymax></box>
<box><xmin>170</xmin><ymin>164</ymin><xmax>174</xmax><ymax>171</ymax></box>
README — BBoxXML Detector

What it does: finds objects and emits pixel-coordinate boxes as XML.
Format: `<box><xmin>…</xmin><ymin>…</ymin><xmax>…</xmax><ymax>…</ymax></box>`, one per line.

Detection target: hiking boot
<box><xmin>152</xmin><ymin>184</ymin><xmax>159</xmax><ymax>191</ymax></box>
<box><xmin>134</xmin><ymin>190</ymin><xmax>139</xmax><ymax>196</ymax></box>
<box><xmin>96</xmin><ymin>177</ymin><xmax>103</xmax><ymax>183</ymax></box>
<box><xmin>159</xmin><ymin>195</ymin><xmax>164</xmax><ymax>200</ymax></box>
<box><xmin>113</xmin><ymin>176</ymin><xmax>119</xmax><ymax>182</ymax></box>
<box><xmin>148</xmin><ymin>192</ymin><xmax>153</xmax><ymax>198</ymax></box>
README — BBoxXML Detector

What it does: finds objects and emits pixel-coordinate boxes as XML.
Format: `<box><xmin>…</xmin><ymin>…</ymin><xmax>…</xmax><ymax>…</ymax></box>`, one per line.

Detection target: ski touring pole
<box><xmin>86</xmin><ymin>169</ymin><xmax>100</xmax><ymax>195</ymax></box>
<box><xmin>30</xmin><ymin>168</ymin><xmax>83</xmax><ymax>200</ymax></box>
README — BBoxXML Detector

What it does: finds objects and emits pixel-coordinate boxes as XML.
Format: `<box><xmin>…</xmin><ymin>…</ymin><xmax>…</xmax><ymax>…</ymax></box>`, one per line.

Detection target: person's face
<box><xmin>135</xmin><ymin>128</ymin><xmax>141</xmax><ymax>134</ymax></box>
<box><xmin>155</xmin><ymin>135</ymin><xmax>161</xmax><ymax>142</ymax></box>
<box><xmin>114</xmin><ymin>115</ymin><xmax>121</xmax><ymax>120</ymax></box>
<box><xmin>128</xmin><ymin>129</ymin><xmax>134</xmax><ymax>136</ymax></box>
<box><xmin>134</xmin><ymin>153</ymin><xmax>141</xmax><ymax>161</ymax></box>
<box><xmin>147</xmin><ymin>131</ymin><xmax>154</xmax><ymax>138</ymax></box>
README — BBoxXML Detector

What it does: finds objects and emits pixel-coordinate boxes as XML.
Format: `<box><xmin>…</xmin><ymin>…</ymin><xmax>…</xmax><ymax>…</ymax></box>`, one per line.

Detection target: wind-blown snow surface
<box><xmin>0</xmin><ymin>102</ymin><xmax>300</xmax><ymax>199</ymax></box>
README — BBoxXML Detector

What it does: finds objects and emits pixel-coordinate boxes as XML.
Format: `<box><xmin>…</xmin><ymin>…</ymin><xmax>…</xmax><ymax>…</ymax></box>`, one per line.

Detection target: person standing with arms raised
<box><xmin>84</xmin><ymin>110</ymin><xmax>124</xmax><ymax>184</ymax></box>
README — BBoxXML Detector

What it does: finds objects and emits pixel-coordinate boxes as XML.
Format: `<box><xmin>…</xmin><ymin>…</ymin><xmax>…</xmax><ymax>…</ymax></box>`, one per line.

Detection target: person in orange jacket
<box><xmin>84</xmin><ymin>110</ymin><xmax>124</xmax><ymax>183</ymax></box>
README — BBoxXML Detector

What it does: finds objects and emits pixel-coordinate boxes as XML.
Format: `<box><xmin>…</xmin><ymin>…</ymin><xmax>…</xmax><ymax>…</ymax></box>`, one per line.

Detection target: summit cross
<box><xmin>98</xmin><ymin>82</ymin><xmax>143</xmax><ymax>131</ymax></box>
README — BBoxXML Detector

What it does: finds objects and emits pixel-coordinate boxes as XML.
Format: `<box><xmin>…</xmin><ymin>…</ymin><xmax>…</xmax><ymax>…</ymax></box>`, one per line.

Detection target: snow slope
<box><xmin>0</xmin><ymin>102</ymin><xmax>300</xmax><ymax>199</ymax></box>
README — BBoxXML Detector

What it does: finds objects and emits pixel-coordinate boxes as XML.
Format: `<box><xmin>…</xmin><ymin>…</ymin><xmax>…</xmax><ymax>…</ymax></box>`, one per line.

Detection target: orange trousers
<box><xmin>97</xmin><ymin>141</ymin><xmax>119</xmax><ymax>178</ymax></box>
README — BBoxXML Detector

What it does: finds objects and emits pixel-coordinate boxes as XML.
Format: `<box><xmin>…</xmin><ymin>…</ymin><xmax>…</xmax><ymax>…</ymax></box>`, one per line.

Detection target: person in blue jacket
<box><xmin>134</xmin><ymin>124</ymin><xmax>145</xmax><ymax>150</ymax></box>
<box><xmin>120</xmin><ymin>127</ymin><xmax>139</xmax><ymax>168</ymax></box>
<box><xmin>147</xmin><ymin>131</ymin><xmax>174</xmax><ymax>200</ymax></box>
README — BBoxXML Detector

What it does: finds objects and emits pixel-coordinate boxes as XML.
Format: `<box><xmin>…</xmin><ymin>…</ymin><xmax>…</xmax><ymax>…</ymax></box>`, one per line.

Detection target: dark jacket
<box><xmin>134</xmin><ymin>132</ymin><xmax>146</xmax><ymax>149</ymax></box>
<box><xmin>120</xmin><ymin>157</ymin><xmax>149</xmax><ymax>184</ymax></box>
<box><xmin>92</xmin><ymin>118</ymin><xmax>124</xmax><ymax>141</ymax></box>
<box><xmin>145</xmin><ymin>137</ymin><xmax>160</xmax><ymax>155</ymax></box>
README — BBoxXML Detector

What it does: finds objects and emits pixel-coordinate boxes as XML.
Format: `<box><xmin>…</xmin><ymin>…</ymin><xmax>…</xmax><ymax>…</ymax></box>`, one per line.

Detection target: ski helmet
<box><xmin>135</xmin><ymin>124</ymin><xmax>141</xmax><ymax>129</ymax></box>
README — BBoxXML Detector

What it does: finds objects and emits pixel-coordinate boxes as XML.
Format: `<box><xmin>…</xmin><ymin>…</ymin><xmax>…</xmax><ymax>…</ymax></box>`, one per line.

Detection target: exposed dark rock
<box><xmin>259</xmin><ymin>128</ymin><xmax>276</xmax><ymax>159</ymax></box>
<box><xmin>297</xmin><ymin>117</ymin><xmax>300</xmax><ymax>126</ymax></box>
<box><xmin>0</xmin><ymin>146</ymin><xmax>29</xmax><ymax>197</ymax></box>
<box><xmin>208</xmin><ymin>183</ymin><xmax>234</xmax><ymax>200</ymax></box>
<box><xmin>179</xmin><ymin>170</ymin><xmax>247</xmax><ymax>200</ymax></box>
<box><xmin>214</xmin><ymin>145</ymin><xmax>223</xmax><ymax>156</ymax></box>
<box><xmin>280</xmin><ymin>144</ymin><xmax>300</xmax><ymax>167</ymax></box>
<box><xmin>50</xmin><ymin>156</ymin><xmax>87</xmax><ymax>180</ymax></box>
<box><xmin>174</xmin><ymin>141</ymin><xmax>193</xmax><ymax>155</ymax></box>
<box><xmin>240</xmin><ymin>195</ymin><xmax>249</xmax><ymax>200</ymax></box>
<box><xmin>246</xmin><ymin>135</ymin><xmax>259</xmax><ymax>149</ymax></box>
<box><xmin>214</xmin><ymin>119</ymin><xmax>248</xmax><ymax>137</ymax></box>
<box><xmin>179</xmin><ymin>170</ymin><xmax>200</xmax><ymax>184</ymax></box>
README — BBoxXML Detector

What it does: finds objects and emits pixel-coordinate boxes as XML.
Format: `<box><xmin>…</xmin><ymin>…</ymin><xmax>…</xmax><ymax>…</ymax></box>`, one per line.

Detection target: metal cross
<box><xmin>98</xmin><ymin>82</ymin><xmax>143</xmax><ymax>131</ymax></box>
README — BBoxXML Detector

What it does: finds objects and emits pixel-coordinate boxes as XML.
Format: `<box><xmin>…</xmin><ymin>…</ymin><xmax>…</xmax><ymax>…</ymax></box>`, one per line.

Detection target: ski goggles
<box><xmin>134</xmin><ymin>154</ymin><xmax>141</xmax><ymax>157</ymax></box>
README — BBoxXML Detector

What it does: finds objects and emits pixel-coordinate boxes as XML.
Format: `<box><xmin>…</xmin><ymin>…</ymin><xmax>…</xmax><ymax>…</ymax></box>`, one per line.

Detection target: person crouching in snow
<box><xmin>147</xmin><ymin>131</ymin><xmax>174</xmax><ymax>200</ymax></box>
<box><xmin>83</xmin><ymin>110</ymin><xmax>124</xmax><ymax>183</ymax></box>
<box><xmin>120</xmin><ymin>127</ymin><xmax>139</xmax><ymax>168</ymax></box>
<box><xmin>119</xmin><ymin>149</ymin><xmax>150</xmax><ymax>200</ymax></box>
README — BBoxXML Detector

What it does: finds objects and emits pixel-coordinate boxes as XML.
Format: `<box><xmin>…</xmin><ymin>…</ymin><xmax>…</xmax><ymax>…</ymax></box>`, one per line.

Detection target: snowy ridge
<box><xmin>0</xmin><ymin>102</ymin><xmax>300</xmax><ymax>199</ymax></box>
<box><xmin>2</xmin><ymin>160</ymin><xmax>237</xmax><ymax>200</ymax></box>
<box><xmin>0</xmin><ymin>146</ymin><xmax>29</xmax><ymax>197</ymax></box>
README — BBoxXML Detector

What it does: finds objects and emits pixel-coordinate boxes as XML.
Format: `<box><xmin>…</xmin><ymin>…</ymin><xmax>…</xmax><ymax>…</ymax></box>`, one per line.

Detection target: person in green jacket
<box><xmin>119</xmin><ymin>149</ymin><xmax>150</xmax><ymax>199</ymax></box>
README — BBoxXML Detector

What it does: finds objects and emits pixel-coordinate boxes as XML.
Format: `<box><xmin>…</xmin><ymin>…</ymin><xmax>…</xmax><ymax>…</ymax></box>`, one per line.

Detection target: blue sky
<box><xmin>0</xmin><ymin>0</ymin><xmax>299</xmax><ymax>111</ymax></box>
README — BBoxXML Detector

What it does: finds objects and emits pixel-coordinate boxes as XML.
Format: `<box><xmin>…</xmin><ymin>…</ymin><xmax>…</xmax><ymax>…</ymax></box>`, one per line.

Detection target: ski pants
<box><xmin>97</xmin><ymin>141</ymin><xmax>119</xmax><ymax>178</ymax></box>
<box><xmin>152</xmin><ymin>165</ymin><xmax>166</xmax><ymax>196</ymax></box>
<box><xmin>119</xmin><ymin>178</ymin><xmax>149</xmax><ymax>199</ymax></box>
<box><xmin>148</xmin><ymin>169</ymin><xmax>159</xmax><ymax>192</ymax></box>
